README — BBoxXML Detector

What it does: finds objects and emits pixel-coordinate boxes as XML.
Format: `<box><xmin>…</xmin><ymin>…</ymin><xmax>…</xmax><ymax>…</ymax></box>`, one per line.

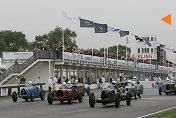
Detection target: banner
<box><xmin>1</xmin><ymin>88</ymin><xmax>8</xmax><ymax>96</ymax></box>
<box><xmin>3</xmin><ymin>52</ymin><xmax>33</xmax><ymax>60</ymax></box>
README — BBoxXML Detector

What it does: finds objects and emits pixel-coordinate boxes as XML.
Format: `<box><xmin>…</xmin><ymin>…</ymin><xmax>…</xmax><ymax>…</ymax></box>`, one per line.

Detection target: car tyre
<box><xmin>12</xmin><ymin>91</ymin><xmax>18</xmax><ymax>102</ymax></box>
<box><xmin>159</xmin><ymin>87</ymin><xmax>162</xmax><ymax>96</ymax></box>
<box><xmin>30</xmin><ymin>92</ymin><xmax>35</xmax><ymax>102</ymax></box>
<box><xmin>47</xmin><ymin>92</ymin><xmax>53</xmax><ymax>105</ymax></box>
<box><xmin>126</xmin><ymin>91</ymin><xmax>131</xmax><ymax>106</ymax></box>
<box><xmin>40</xmin><ymin>90</ymin><xmax>45</xmax><ymax>100</ymax></box>
<box><xmin>115</xmin><ymin>92</ymin><xmax>120</xmax><ymax>108</ymax></box>
<box><xmin>89</xmin><ymin>92</ymin><xmax>96</xmax><ymax>108</ymax></box>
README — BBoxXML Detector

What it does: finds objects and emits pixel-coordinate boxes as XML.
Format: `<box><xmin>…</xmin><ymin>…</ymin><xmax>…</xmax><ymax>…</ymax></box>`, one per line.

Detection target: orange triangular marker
<box><xmin>161</xmin><ymin>14</ymin><xmax>171</xmax><ymax>25</ymax></box>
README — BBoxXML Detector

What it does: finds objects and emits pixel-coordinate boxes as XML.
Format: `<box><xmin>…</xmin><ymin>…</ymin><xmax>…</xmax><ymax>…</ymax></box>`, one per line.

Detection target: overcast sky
<box><xmin>0</xmin><ymin>0</ymin><xmax>176</xmax><ymax>60</ymax></box>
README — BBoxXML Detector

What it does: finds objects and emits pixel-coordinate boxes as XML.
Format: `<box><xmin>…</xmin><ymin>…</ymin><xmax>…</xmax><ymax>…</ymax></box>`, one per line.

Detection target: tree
<box><xmin>0</xmin><ymin>39</ymin><xmax>7</xmax><ymax>56</ymax></box>
<box><xmin>32</xmin><ymin>27</ymin><xmax>77</xmax><ymax>48</ymax></box>
<box><xmin>100</xmin><ymin>45</ymin><xmax>131</xmax><ymax>57</ymax></box>
<box><xmin>0</xmin><ymin>30</ymin><xmax>29</xmax><ymax>51</ymax></box>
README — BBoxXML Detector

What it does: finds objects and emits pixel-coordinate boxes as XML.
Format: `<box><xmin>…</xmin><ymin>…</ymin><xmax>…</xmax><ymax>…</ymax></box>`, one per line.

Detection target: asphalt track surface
<box><xmin>0</xmin><ymin>88</ymin><xmax>176</xmax><ymax>118</ymax></box>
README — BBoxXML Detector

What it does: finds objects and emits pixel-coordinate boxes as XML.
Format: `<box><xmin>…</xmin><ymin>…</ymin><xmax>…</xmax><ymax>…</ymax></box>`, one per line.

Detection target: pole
<box><xmin>104</xmin><ymin>47</ymin><xmax>105</xmax><ymax>65</ymax></box>
<box><xmin>62</xmin><ymin>29</ymin><xmax>64</xmax><ymax>62</ymax></box>
<box><xmin>107</xmin><ymin>48</ymin><xmax>108</xmax><ymax>67</ymax></box>
<box><xmin>126</xmin><ymin>36</ymin><xmax>128</xmax><ymax>67</ymax></box>
<box><xmin>117</xmin><ymin>44</ymin><xmax>118</xmax><ymax>66</ymax></box>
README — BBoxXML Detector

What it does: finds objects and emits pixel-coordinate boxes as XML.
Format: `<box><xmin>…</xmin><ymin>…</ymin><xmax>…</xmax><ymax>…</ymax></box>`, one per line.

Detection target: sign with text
<box><xmin>3</xmin><ymin>52</ymin><xmax>33</xmax><ymax>60</ymax></box>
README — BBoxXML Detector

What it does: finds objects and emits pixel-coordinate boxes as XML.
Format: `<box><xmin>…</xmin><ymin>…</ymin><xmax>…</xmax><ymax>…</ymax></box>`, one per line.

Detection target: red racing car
<box><xmin>47</xmin><ymin>83</ymin><xmax>85</xmax><ymax>105</ymax></box>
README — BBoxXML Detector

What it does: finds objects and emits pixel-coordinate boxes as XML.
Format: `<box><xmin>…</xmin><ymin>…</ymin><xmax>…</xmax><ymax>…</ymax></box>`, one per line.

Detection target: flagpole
<box><xmin>126</xmin><ymin>36</ymin><xmax>128</xmax><ymax>67</ymax></box>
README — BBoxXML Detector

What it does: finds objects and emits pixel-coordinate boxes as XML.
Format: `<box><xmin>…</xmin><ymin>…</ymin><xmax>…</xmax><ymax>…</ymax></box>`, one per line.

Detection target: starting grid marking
<box><xmin>137</xmin><ymin>106</ymin><xmax>176</xmax><ymax>118</ymax></box>
<box><xmin>142</xmin><ymin>97</ymin><xmax>176</xmax><ymax>100</ymax></box>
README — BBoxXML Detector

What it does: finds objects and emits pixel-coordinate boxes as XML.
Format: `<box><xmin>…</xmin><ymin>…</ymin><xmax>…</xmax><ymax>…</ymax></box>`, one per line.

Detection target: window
<box><xmin>151</xmin><ymin>37</ymin><xmax>153</xmax><ymax>41</ymax></box>
<box><xmin>138</xmin><ymin>48</ymin><xmax>140</xmax><ymax>53</ymax></box>
<box><xmin>144</xmin><ymin>48</ymin><xmax>147</xmax><ymax>53</ymax></box>
<box><xmin>142</xmin><ymin>48</ymin><xmax>144</xmax><ymax>53</ymax></box>
<box><xmin>146</xmin><ymin>37</ymin><xmax>149</xmax><ymax>41</ymax></box>
<box><xmin>151</xmin><ymin>48</ymin><xmax>153</xmax><ymax>53</ymax></box>
<box><xmin>147</xmin><ymin>48</ymin><xmax>149</xmax><ymax>53</ymax></box>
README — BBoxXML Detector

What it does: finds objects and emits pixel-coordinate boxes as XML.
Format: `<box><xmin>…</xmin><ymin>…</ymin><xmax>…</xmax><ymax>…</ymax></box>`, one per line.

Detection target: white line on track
<box><xmin>137</xmin><ymin>106</ymin><xmax>176</xmax><ymax>118</ymax></box>
<box><xmin>142</xmin><ymin>98</ymin><xmax>176</xmax><ymax>100</ymax></box>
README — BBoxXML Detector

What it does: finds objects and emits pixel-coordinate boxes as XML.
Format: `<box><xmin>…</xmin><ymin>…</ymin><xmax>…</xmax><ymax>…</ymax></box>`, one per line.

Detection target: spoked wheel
<box><xmin>30</xmin><ymin>92</ymin><xmax>35</xmax><ymax>102</ymax></box>
<box><xmin>40</xmin><ymin>90</ymin><xmax>45</xmax><ymax>100</ymax></box>
<box><xmin>159</xmin><ymin>87</ymin><xmax>162</xmax><ymax>96</ymax></box>
<box><xmin>47</xmin><ymin>92</ymin><xmax>53</xmax><ymax>105</ymax></box>
<box><xmin>89</xmin><ymin>92</ymin><xmax>96</xmax><ymax>108</ymax></box>
<box><xmin>126</xmin><ymin>91</ymin><xmax>131</xmax><ymax>106</ymax></box>
<box><xmin>115</xmin><ymin>92</ymin><xmax>120</xmax><ymax>108</ymax></box>
<box><xmin>68</xmin><ymin>92</ymin><xmax>73</xmax><ymax>104</ymax></box>
<box><xmin>12</xmin><ymin>91</ymin><xmax>18</xmax><ymax>102</ymax></box>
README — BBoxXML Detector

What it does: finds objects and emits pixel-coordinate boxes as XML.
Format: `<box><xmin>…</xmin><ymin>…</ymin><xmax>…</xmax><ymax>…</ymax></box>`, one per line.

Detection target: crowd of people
<box><xmin>31</xmin><ymin>43</ymin><xmax>172</xmax><ymax>67</ymax></box>
<box><xmin>16</xmin><ymin>75</ymin><xmax>26</xmax><ymax>84</ymax></box>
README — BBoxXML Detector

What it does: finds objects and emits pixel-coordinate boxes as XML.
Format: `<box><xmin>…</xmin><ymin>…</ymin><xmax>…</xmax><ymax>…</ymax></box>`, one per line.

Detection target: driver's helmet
<box><xmin>62</xmin><ymin>82</ymin><xmax>66</xmax><ymax>86</ymax></box>
<box><xmin>75</xmin><ymin>80</ymin><xmax>78</xmax><ymax>83</ymax></box>
<box><xmin>111</xmin><ymin>81</ymin><xmax>116</xmax><ymax>85</ymax></box>
<box><xmin>67</xmin><ymin>81</ymin><xmax>71</xmax><ymax>85</ymax></box>
<box><xmin>166</xmin><ymin>78</ymin><xmax>169</xmax><ymax>81</ymax></box>
<box><xmin>133</xmin><ymin>76</ymin><xmax>137</xmax><ymax>79</ymax></box>
<box><xmin>128</xmin><ymin>80</ymin><xmax>132</xmax><ymax>83</ymax></box>
<box><xmin>28</xmin><ymin>81</ymin><xmax>32</xmax><ymax>86</ymax></box>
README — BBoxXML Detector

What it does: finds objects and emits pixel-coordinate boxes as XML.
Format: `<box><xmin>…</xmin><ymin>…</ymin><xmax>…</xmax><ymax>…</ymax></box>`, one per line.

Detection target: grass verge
<box><xmin>0</xmin><ymin>96</ymin><xmax>11</xmax><ymax>100</ymax></box>
<box><xmin>146</xmin><ymin>109</ymin><xmax>176</xmax><ymax>118</ymax></box>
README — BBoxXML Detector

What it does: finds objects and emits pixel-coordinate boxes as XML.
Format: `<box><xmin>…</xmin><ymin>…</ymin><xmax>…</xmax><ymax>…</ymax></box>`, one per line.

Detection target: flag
<box><xmin>153</xmin><ymin>42</ymin><xmax>160</xmax><ymax>46</ymax></box>
<box><xmin>119</xmin><ymin>30</ymin><xmax>129</xmax><ymax>37</ymax></box>
<box><xmin>126</xmin><ymin>36</ymin><xmax>129</xmax><ymax>44</ymax></box>
<box><xmin>80</xmin><ymin>18</ymin><xmax>94</xmax><ymax>27</ymax></box>
<box><xmin>164</xmin><ymin>47</ymin><xmax>174</xmax><ymax>51</ymax></box>
<box><xmin>143</xmin><ymin>40</ymin><xmax>152</xmax><ymax>47</ymax></box>
<box><xmin>173</xmin><ymin>48</ymin><xmax>176</xmax><ymax>53</ymax></box>
<box><xmin>107</xmin><ymin>27</ymin><xmax>119</xmax><ymax>32</ymax></box>
<box><xmin>94</xmin><ymin>23</ymin><xmax>108</xmax><ymax>33</ymax></box>
<box><xmin>135</xmin><ymin>35</ymin><xmax>143</xmax><ymax>42</ymax></box>
<box><xmin>63</xmin><ymin>12</ymin><xmax>77</xmax><ymax>23</ymax></box>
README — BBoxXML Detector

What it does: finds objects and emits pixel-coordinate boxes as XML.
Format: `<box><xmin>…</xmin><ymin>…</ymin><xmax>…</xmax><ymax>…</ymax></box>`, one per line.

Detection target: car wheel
<box><xmin>89</xmin><ymin>92</ymin><xmax>96</xmax><ymax>108</ymax></box>
<box><xmin>12</xmin><ymin>91</ymin><xmax>18</xmax><ymax>102</ymax></box>
<box><xmin>47</xmin><ymin>92</ymin><xmax>53</xmax><ymax>105</ymax></box>
<box><xmin>115</xmin><ymin>92</ymin><xmax>120</xmax><ymax>108</ymax></box>
<box><xmin>68</xmin><ymin>92</ymin><xmax>73</xmax><ymax>104</ymax></box>
<box><xmin>40</xmin><ymin>90</ymin><xmax>45</xmax><ymax>100</ymax></box>
<box><xmin>126</xmin><ymin>91</ymin><xmax>131</xmax><ymax>106</ymax></box>
<box><xmin>159</xmin><ymin>87</ymin><xmax>162</xmax><ymax>96</ymax></box>
<box><xmin>78</xmin><ymin>93</ymin><xmax>83</xmax><ymax>103</ymax></box>
<box><xmin>30</xmin><ymin>92</ymin><xmax>35</xmax><ymax>102</ymax></box>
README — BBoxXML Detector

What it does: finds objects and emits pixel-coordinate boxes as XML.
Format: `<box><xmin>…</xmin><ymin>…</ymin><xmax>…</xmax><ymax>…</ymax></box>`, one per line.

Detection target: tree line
<box><xmin>0</xmin><ymin>27</ymin><xmax>130</xmax><ymax>57</ymax></box>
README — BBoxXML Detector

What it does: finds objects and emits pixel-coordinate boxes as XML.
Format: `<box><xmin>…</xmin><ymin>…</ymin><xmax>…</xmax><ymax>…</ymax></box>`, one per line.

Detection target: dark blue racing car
<box><xmin>12</xmin><ymin>83</ymin><xmax>45</xmax><ymax>102</ymax></box>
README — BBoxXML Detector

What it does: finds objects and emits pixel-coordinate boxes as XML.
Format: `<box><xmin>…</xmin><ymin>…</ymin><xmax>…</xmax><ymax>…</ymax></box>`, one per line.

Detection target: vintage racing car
<box><xmin>47</xmin><ymin>83</ymin><xmax>84</xmax><ymax>105</ymax></box>
<box><xmin>159</xmin><ymin>79</ymin><xmax>176</xmax><ymax>95</ymax></box>
<box><xmin>89</xmin><ymin>83</ymin><xmax>131</xmax><ymax>108</ymax></box>
<box><xmin>12</xmin><ymin>83</ymin><xmax>45</xmax><ymax>102</ymax></box>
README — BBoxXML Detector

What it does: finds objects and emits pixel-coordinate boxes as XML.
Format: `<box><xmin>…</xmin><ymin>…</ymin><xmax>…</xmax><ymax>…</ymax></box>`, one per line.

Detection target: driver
<box><xmin>66</xmin><ymin>81</ymin><xmax>72</xmax><ymax>88</ymax></box>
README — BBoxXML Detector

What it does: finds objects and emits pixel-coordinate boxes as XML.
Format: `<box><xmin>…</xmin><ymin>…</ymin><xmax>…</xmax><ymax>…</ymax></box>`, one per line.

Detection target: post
<box><xmin>117</xmin><ymin>44</ymin><xmax>118</xmax><ymax>66</ymax></box>
<box><xmin>62</xmin><ymin>29</ymin><xmax>64</xmax><ymax>62</ymax></box>
<box><xmin>104</xmin><ymin>47</ymin><xmax>105</xmax><ymax>66</ymax></box>
<box><xmin>69</xmin><ymin>66</ymin><xmax>71</xmax><ymax>80</ymax></box>
<box><xmin>83</xmin><ymin>67</ymin><xmax>85</xmax><ymax>83</ymax></box>
<box><xmin>60</xmin><ymin>66</ymin><xmax>63</xmax><ymax>83</ymax></box>
<box><xmin>107</xmin><ymin>48</ymin><xmax>109</xmax><ymax>67</ymax></box>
